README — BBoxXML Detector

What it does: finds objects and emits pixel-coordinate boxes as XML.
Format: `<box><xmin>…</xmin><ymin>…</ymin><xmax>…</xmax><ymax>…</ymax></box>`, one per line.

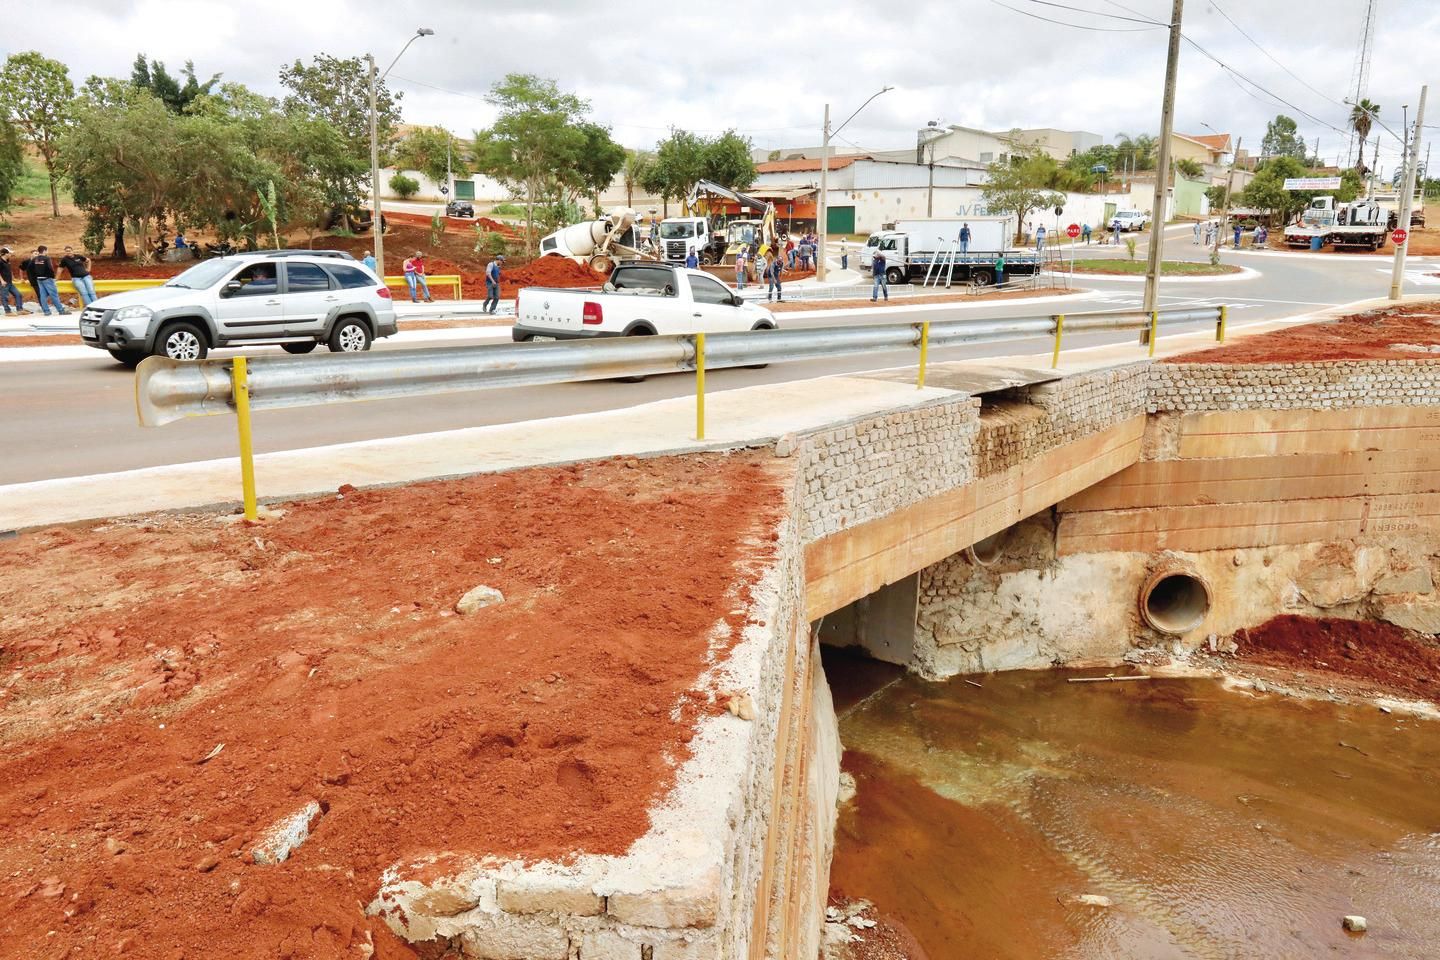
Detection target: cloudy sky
<box><xmin>17</xmin><ymin>0</ymin><xmax>1439</xmax><ymax>178</ymax></box>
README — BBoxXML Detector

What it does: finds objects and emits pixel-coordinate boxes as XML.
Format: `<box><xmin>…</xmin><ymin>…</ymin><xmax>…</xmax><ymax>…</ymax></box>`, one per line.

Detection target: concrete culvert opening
<box><xmin>1140</xmin><ymin>570</ymin><xmax>1212</xmax><ymax>635</ymax></box>
<box><xmin>966</xmin><ymin>530</ymin><xmax>1008</xmax><ymax>567</ymax></box>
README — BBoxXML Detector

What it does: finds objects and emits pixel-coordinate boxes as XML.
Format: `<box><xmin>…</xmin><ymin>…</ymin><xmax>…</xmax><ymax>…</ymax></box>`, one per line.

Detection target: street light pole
<box><xmin>1390</xmin><ymin>85</ymin><xmax>1427</xmax><ymax>300</ymax></box>
<box><xmin>817</xmin><ymin>86</ymin><xmax>892</xmax><ymax>282</ymax></box>
<box><xmin>1143</xmin><ymin>0</ymin><xmax>1184</xmax><ymax>314</ymax></box>
<box><xmin>367</xmin><ymin>27</ymin><xmax>433</xmax><ymax>277</ymax></box>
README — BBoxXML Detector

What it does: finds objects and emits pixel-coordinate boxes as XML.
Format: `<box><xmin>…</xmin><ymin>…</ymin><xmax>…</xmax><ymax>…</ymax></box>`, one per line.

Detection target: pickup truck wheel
<box><xmin>282</xmin><ymin>342</ymin><xmax>318</xmax><ymax>355</ymax></box>
<box><xmin>746</xmin><ymin>323</ymin><xmax>774</xmax><ymax>369</ymax></box>
<box><xmin>154</xmin><ymin>322</ymin><xmax>208</xmax><ymax>361</ymax></box>
<box><xmin>620</xmin><ymin>328</ymin><xmax>653</xmax><ymax>382</ymax></box>
<box><xmin>329</xmin><ymin>318</ymin><xmax>372</xmax><ymax>353</ymax></box>
<box><xmin>108</xmin><ymin>348</ymin><xmax>145</xmax><ymax>369</ymax></box>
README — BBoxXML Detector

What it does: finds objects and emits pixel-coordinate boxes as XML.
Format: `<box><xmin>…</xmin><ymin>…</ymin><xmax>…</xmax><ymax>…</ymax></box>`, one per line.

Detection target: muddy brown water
<box><xmin>827</xmin><ymin>657</ymin><xmax>1440</xmax><ymax>959</ymax></box>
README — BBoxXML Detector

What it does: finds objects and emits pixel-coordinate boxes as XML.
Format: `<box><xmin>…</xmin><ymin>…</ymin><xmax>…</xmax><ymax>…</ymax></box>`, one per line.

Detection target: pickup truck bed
<box><xmin>512</xmin><ymin>262</ymin><xmax>779</xmax><ymax>341</ymax></box>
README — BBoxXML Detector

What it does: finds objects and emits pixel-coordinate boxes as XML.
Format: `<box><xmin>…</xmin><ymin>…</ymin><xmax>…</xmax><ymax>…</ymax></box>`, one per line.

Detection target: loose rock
<box><xmin>250</xmin><ymin>800</ymin><xmax>325</xmax><ymax>865</ymax></box>
<box><xmin>1343</xmin><ymin>915</ymin><xmax>1367</xmax><ymax>932</ymax></box>
<box><xmin>455</xmin><ymin>585</ymin><xmax>505</xmax><ymax>615</ymax></box>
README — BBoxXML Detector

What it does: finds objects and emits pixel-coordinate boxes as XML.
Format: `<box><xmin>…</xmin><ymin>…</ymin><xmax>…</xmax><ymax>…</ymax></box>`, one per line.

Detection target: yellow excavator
<box><xmin>681</xmin><ymin>179</ymin><xmax>778</xmax><ymax>268</ymax></box>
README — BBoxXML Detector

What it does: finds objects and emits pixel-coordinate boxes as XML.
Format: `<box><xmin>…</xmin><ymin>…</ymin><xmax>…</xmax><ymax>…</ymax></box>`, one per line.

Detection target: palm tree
<box><xmin>622</xmin><ymin>150</ymin><xmax>652</xmax><ymax>209</ymax></box>
<box><xmin>1350</xmin><ymin>99</ymin><xmax>1380</xmax><ymax>171</ymax></box>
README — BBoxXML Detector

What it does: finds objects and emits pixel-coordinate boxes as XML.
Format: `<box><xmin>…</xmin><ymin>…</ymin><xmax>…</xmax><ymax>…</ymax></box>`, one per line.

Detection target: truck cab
<box><xmin>657</xmin><ymin>216</ymin><xmax>714</xmax><ymax>263</ymax></box>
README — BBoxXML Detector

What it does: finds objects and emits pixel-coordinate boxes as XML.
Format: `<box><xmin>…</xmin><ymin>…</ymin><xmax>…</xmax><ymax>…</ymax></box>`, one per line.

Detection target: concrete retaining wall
<box><xmin>1149</xmin><ymin>360</ymin><xmax>1440</xmax><ymax>413</ymax></box>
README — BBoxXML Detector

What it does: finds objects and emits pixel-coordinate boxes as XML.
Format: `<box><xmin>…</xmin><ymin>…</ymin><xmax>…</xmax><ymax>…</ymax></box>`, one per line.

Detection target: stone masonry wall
<box><xmin>1148</xmin><ymin>360</ymin><xmax>1440</xmax><ymax>413</ymax></box>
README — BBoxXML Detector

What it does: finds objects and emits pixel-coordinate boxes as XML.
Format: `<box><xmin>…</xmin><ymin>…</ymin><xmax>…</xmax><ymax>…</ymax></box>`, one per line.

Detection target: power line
<box><xmin>1015</xmin><ymin>0</ymin><xmax>1168</xmax><ymax>26</ymax></box>
<box><xmin>1180</xmin><ymin>36</ymin><xmax>1350</xmax><ymax>138</ymax></box>
<box><xmin>988</xmin><ymin>0</ymin><xmax>1163</xmax><ymax>31</ymax></box>
<box><xmin>1206</xmin><ymin>0</ymin><xmax>1347</xmax><ymax>109</ymax></box>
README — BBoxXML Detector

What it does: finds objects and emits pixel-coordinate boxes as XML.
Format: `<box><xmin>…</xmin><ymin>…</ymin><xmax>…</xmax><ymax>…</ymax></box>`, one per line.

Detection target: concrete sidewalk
<box><xmin>3</xmin><ymin>293</ymin><xmax>1419</xmax><ymax>532</ymax></box>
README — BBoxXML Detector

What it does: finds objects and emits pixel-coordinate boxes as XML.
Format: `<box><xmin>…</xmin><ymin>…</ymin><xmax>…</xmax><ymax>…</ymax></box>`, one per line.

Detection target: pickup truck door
<box><xmin>684</xmin><ymin>272</ymin><xmax>751</xmax><ymax>332</ymax></box>
<box><xmin>213</xmin><ymin>263</ymin><xmax>285</xmax><ymax>339</ymax></box>
<box><xmin>281</xmin><ymin>262</ymin><xmax>340</xmax><ymax>335</ymax></box>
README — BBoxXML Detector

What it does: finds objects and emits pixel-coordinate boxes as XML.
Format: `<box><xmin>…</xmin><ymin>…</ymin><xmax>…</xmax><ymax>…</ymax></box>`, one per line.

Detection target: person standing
<box><xmin>1082</xmin><ymin>222</ymin><xmax>1092</xmax><ymax>245</ymax></box>
<box><xmin>1192</xmin><ymin>221</ymin><xmax>1202</xmax><ymax>245</ymax></box>
<box><xmin>785</xmin><ymin>235</ymin><xmax>796</xmax><ymax>270</ymax></box>
<box><xmin>734</xmin><ymin>249</ymin><xmax>747</xmax><ymax>290</ymax></box>
<box><xmin>995</xmin><ymin>251</ymin><xmax>1006</xmax><ymax>287</ymax></box>
<box><xmin>362</xmin><ymin>250</ymin><xmax>378</xmax><ymax>275</ymax></box>
<box><xmin>22</xmin><ymin>246</ymin><xmax>67</xmax><ymax>316</ymax></box>
<box><xmin>59</xmin><ymin>246</ymin><xmax>97</xmax><ymax>307</ymax></box>
<box><xmin>959</xmin><ymin>222</ymin><xmax>971</xmax><ymax>257</ymax></box>
<box><xmin>684</xmin><ymin>246</ymin><xmax>699</xmax><ymax>269</ymax></box>
<box><xmin>483</xmin><ymin>254</ymin><xmax>504</xmax><ymax>314</ymax></box>
<box><xmin>403</xmin><ymin>250</ymin><xmax>433</xmax><ymax>303</ymax></box>
<box><xmin>840</xmin><ymin>241</ymin><xmax>849</xmax><ymax>272</ymax></box>
<box><xmin>1232</xmin><ymin>223</ymin><xmax>1242</xmax><ymax>249</ymax></box>
<box><xmin>767</xmin><ymin>251</ymin><xmax>784</xmax><ymax>302</ymax></box>
<box><xmin>0</xmin><ymin>247</ymin><xmax>23</xmax><ymax>315</ymax></box>
<box><xmin>870</xmin><ymin>249</ymin><xmax>888</xmax><ymax>302</ymax></box>
<box><xmin>1036</xmin><ymin>224</ymin><xmax>1047</xmax><ymax>254</ymax></box>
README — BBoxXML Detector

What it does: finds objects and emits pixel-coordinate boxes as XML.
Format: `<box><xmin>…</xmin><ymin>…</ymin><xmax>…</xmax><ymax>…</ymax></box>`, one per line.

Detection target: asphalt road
<box><xmin>3</xmin><ymin>244</ymin><xmax>1434</xmax><ymax>484</ymax></box>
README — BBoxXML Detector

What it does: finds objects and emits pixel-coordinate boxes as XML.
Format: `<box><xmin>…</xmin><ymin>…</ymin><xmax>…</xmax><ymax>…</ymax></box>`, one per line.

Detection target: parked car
<box><xmin>1110</xmin><ymin>210</ymin><xmax>1150</xmax><ymax>232</ymax></box>
<box><xmin>445</xmin><ymin>200</ymin><xmax>476</xmax><ymax>218</ymax></box>
<box><xmin>79</xmin><ymin>250</ymin><xmax>398</xmax><ymax>367</ymax></box>
<box><xmin>511</xmin><ymin>261</ymin><xmax>778</xmax><ymax>341</ymax></box>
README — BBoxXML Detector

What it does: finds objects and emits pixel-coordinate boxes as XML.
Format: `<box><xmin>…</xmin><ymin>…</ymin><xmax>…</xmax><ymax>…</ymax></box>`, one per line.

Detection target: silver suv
<box><xmin>80</xmin><ymin>250</ymin><xmax>399</xmax><ymax>367</ymax></box>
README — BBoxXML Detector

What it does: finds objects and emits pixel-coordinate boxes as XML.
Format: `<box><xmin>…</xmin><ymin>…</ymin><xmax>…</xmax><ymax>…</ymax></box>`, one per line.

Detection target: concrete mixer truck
<box><xmin>537</xmin><ymin>208</ymin><xmax>658</xmax><ymax>273</ymax></box>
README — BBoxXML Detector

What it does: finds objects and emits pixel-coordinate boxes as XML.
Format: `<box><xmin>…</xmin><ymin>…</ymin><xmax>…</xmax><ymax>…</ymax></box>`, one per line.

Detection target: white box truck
<box><xmin>860</xmin><ymin>216</ymin><xmax>1043</xmax><ymax>286</ymax></box>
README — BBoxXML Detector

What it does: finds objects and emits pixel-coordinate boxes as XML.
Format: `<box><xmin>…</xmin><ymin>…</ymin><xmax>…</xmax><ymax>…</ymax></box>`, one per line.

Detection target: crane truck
<box><xmin>656</xmin><ymin>180</ymin><xmax>779</xmax><ymax>265</ymax></box>
<box><xmin>1283</xmin><ymin>196</ymin><xmax>1390</xmax><ymax>251</ymax></box>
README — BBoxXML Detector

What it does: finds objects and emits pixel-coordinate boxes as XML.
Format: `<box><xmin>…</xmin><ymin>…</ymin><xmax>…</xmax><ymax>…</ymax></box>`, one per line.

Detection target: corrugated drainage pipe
<box><xmin>1139</xmin><ymin>568</ymin><xmax>1212</xmax><ymax>635</ymax></box>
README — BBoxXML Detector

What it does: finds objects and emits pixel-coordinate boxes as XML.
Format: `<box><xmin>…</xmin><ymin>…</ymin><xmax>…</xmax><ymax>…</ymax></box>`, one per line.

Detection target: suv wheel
<box><xmin>108</xmin><ymin>348</ymin><xmax>146</xmax><ymax>369</ymax></box>
<box><xmin>282</xmin><ymin>342</ymin><xmax>318</xmax><ymax>355</ymax></box>
<box><xmin>155</xmin><ymin>322</ymin><xmax>208</xmax><ymax>361</ymax></box>
<box><xmin>329</xmin><ymin>317</ymin><xmax>372</xmax><ymax>353</ymax></box>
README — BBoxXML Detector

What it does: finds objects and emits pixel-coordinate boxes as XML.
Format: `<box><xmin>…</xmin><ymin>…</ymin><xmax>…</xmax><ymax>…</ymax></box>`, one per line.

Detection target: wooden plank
<box><xmin>1062</xmin><ymin>450</ymin><xmax>1440</xmax><ymax>512</ymax></box>
<box><xmin>805</xmin><ymin>415</ymin><xmax>1144</xmax><ymax>618</ymax></box>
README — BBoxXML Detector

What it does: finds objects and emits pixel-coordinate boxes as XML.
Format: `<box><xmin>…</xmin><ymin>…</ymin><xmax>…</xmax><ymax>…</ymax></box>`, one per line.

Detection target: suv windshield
<box><xmin>166</xmin><ymin>258</ymin><xmax>239</xmax><ymax>290</ymax></box>
<box><xmin>659</xmin><ymin>222</ymin><xmax>697</xmax><ymax>239</ymax></box>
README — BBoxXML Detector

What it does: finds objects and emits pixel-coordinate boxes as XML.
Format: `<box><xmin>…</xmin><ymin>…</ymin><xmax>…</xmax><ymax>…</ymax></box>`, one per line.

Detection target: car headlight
<box><xmin>113</xmin><ymin>306</ymin><xmax>154</xmax><ymax>322</ymax></box>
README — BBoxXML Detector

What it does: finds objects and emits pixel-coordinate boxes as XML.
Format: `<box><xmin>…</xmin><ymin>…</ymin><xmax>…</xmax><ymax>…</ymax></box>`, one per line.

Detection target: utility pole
<box><xmin>1143</xmin><ymin>0</ymin><xmax>1184</xmax><ymax>314</ymax></box>
<box><xmin>818</xmin><ymin>103</ymin><xmax>831</xmax><ymax>282</ymax></box>
<box><xmin>927</xmin><ymin>146</ymin><xmax>935</xmax><ymax>217</ymax></box>
<box><xmin>1213</xmin><ymin>135</ymin><xmax>1241</xmax><ymax>259</ymax></box>
<box><xmin>1390</xmin><ymin>85</ymin><xmax>1427</xmax><ymax>300</ymax></box>
<box><xmin>367</xmin><ymin>54</ymin><xmax>384</xmax><ymax>275</ymax></box>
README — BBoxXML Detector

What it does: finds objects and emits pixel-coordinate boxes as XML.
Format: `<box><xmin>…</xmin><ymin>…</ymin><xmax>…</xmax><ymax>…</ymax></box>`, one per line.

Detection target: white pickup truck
<box><xmin>511</xmin><ymin>261</ymin><xmax>778</xmax><ymax>342</ymax></box>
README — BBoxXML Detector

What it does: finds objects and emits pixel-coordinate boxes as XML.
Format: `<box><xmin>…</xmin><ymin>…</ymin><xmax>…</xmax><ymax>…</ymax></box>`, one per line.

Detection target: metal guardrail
<box><xmin>61</xmin><ymin>274</ymin><xmax>464</xmax><ymax>300</ymax></box>
<box><xmin>134</xmin><ymin>304</ymin><xmax>1226</xmax><ymax>518</ymax></box>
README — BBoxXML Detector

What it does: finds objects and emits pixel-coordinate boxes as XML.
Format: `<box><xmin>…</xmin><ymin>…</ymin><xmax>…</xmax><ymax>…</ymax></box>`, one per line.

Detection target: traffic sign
<box><xmin>1054</xmin><ymin>206</ymin><xmax>1065</xmax><ymax>217</ymax></box>
<box><xmin>1066</xmin><ymin>223</ymin><xmax>1081</xmax><ymax>239</ymax></box>
<box><xmin>440</xmin><ymin>186</ymin><xmax>450</xmax><ymax>196</ymax></box>
<box><xmin>1393</xmin><ymin>228</ymin><xmax>1408</xmax><ymax>245</ymax></box>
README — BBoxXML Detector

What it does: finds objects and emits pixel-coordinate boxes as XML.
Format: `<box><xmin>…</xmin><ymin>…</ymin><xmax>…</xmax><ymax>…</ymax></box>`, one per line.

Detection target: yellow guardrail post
<box><xmin>694</xmin><ymin>332</ymin><xmax>706</xmax><ymax>441</ymax></box>
<box><xmin>917</xmin><ymin>321</ymin><xmax>930</xmax><ymax>389</ymax></box>
<box><xmin>1147</xmin><ymin>310</ymin><xmax>1159</xmax><ymax>357</ymax></box>
<box><xmin>1216</xmin><ymin>304</ymin><xmax>1228</xmax><ymax>342</ymax></box>
<box><xmin>232</xmin><ymin>357</ymin><xmax>258</xmax><ymax>521</ymax></box>
<box><xmin>1051</xmin><ymin>314</ymin><xmax>1065</xmax><ymax>369</ymax></box>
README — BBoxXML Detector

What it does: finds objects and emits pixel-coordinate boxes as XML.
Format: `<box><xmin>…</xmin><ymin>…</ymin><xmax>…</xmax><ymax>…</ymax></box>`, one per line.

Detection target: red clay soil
<box><xmin>767</xmin><ymin>286</ymin><xmax>1076</xmax><ymax>313</ymax></box>
<box><xmin>1168</xmin><ymin>302</ymin><xmax>1440</xmax><ymax>363</ymax></box>
<box><xmin>0</xmin><ymin>333</ymin><xmax>82</xmax><ymax>347</ymax></box>
<box><xmin>0</xmin><ymin>453</ymin><xmax>784</xmax><ymax>959</ymax></box>
<box><xmin>1234</xmin><ymin>615</ymin><xmax>1440</xmax><ymax>702</ymax></box>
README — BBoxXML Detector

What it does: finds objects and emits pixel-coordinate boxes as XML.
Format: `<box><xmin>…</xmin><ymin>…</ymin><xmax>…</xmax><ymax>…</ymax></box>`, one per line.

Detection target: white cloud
<box><xmin>19</xmin><ymin>0</ymin><xmax>1440</xmax><ymax>176</ymax></box>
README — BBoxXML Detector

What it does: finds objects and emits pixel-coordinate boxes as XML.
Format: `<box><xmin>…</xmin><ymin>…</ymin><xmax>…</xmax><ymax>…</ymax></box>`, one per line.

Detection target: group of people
<box><xmin>0</xmin><ymin>244</ymin><xmax>97</xmax><ymax>316</ymax></box>
<box><xmin>1191</xmin><ymin>220</ymin><xmax>1267</xmax><ymax>249</ymax></box>
<box><xmin>731</xmin><ymin>245</ymin><xmax>788</xmax><ymax>302</ymax></box>
<box><xmin>363</xmin><ymin>248</ymin><xmax>505</xmax><ymax>314</ymax></box>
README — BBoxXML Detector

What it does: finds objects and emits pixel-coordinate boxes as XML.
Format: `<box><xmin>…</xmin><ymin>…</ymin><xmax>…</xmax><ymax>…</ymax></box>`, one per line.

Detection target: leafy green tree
<box><xmin>1065</xmin><ymin>144</ymin><xmax>1120</xmax><ymax>187</ymax></box>
<box><xmin>0</xmin><ymin>51</ymin><xmax>75</xmax><ymax>217</ymax></box>
<box><xmin>131</xmin><ymin>54</ymin><xmax>221</xmax><ymax>113</ymax></box>
<box><xmin>1113</xmin><ymin>132</ymin><xmax>1157</xmax><ymax>172</ymax></box>
<box><xmin>394</xmin><ymin>125</ymin><xmax>470</xmax><ymax>188</ymax></box>
<box><xmin>980</xmin><ymin>147</ymin><xmax>1065</xmax><ymax>243</ymax></box>
<box><xmin>1238</xmin><ymin>156</ymin><xmax>1308</xmax><ymax>220</ymax></box>
<box><xmin>0</xmin><ymin>120</ymin><xmax>22</xmax><ymax>216</ymax></box>
<box><xmin>571</xmin><ymin>121</ymin><xmax>626</xmax><ymax>215</ymax></box>
<box><xmin>701</xmin><ymin>130</ymin><xmax>756</xmax><ymax>191</ymax></box>
<box><xmin>389</xmin><ymin>172</ymin><xmax>420</xmax><ymax>198</ymax></box>
<box><xmin>472</xmin><ymin>73</ymin><xmax>591</xmax><ymax>245</ymax></box>
<box><xmin>642</xmin><ymin>128</ymin><xmax>706</xmax><ymax>216</ymax></box>
<box><xmin>1260</xmin><ymin>115</ymin><xmax>1307</xmax><ymax>161</ymax></box>
<box><xmin>279</xmin><ymin>55</ymin><xmax>401</xmax><ymax>216</ymax></box>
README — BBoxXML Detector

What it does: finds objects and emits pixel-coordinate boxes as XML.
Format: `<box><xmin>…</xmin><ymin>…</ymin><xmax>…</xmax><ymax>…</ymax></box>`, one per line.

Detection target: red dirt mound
<box><xmin>1169</xmin><ymin>302</ymin><xmax>1440</xmax><ymax>363</ymax></box>
<box><xmin>1234</xmin><ymin>615</ymin><xmax>1440</xmax><ymax>701</ymax></box>
<box><xmin>0</xmin><ymin>453</ymin><xmax>784</xmax><ymax>959</ymax></box>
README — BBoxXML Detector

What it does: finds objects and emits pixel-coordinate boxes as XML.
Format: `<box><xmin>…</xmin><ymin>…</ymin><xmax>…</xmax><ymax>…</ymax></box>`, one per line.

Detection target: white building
<box><xmin>752</xmin><ymin>155</ymin><xmax>989</xmax><ymax>233</ymax></box>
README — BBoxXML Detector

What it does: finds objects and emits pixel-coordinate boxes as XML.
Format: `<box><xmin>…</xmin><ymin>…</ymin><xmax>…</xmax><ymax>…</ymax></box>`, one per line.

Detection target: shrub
<box><xmin>474</xmin><ymin>228</ymin><xmax>510</xmax><ymax>257</ymax></box>
<box><xmin>389</xmin><ymin>173</ymin><xmax>420</xmax><ymax>199</ymax></box>
<box><xmin>492</xmin><ymin>202</ymin><xmax>522</xmax><ymax>216</ymax></box>
<box><xmin>1124</xmin><ymin>237</ymin><xmax>1137</xmax><ymax>261</ymax></box>
<box><xmin>429</xmin><ymin>210</ymin><xmax>444</xmax><ymax>247</ymax></box>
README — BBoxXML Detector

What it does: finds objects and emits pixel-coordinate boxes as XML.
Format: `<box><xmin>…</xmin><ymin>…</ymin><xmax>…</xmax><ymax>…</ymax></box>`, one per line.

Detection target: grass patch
<box><xmin>1064</xmin><ymin>258</ymin><xmax>1242</xmax><ymax>276</ymax></box>
<box><xmin>15</xmin><ymin>159</ymin><xmax>67</xmax><ymax>203</ymax></box>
